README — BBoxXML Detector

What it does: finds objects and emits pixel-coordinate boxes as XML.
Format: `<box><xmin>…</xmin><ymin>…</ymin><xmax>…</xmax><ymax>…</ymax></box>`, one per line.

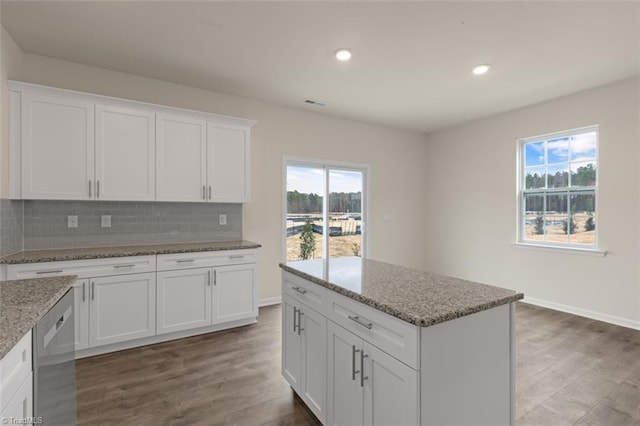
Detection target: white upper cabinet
<box><xmin>156</xmin><ymin>113</ymin><xmax>207</xmax><ymax>202</ymax></box>
<box><xmin>95</xmin><ymin>104</ymin><xmax>156</xmax><ymax>201</ymax></box>
<box><xmin>207</xmin><ymin>123</ymin><xmax>250</xmax><ymax>203</ymax></box>
<box><xmin>9</xmin><ymin>81</ymin><xmax>254</xmax><ymax>202</ymax></box>
<box><xmin>19</xmin><ymin>91</ymin><xmax>95</xmax><ymax>200</ymax></box>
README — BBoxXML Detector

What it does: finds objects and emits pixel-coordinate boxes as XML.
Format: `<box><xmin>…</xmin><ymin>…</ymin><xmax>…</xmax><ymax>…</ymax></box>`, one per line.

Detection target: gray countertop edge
<box><xmin>0</xmin><ymin>275</ymin><xmax>77</xmax><ymax>359</ymax></box>
<box><xmin>0</xmin><ymin>241</ymin><xmax>262</xmax><ymax>264</ymax></box>
<box><xmin>279</xmin><ymin>263</ymin><xmax>524</xmax><ymax>327</ymax></box>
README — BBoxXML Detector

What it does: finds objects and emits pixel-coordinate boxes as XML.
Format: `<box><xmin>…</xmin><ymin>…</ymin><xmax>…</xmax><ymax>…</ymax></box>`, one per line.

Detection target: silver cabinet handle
<box><xmin>214</xmin><ymin>270</ymin><xmax>217</xmax><ymax>285</ymax></box>
<box><xmin>228</xmin><ymin>255</ymin><xmax>244</xmax><ymax>260</ymax></box>
<box><xmin>348</xmin><ymin>315</ymin><xmax>373</xmax><ymax>330</ymax></box>
<box><xmin>352</xmin><ymin>345</ymin><xmax>361</xmax><ymax>381</ymax></box>
<box><xmin>202</xmin><ymin>185</ymin><xmax>206</xmax><ymax>200</ymax></box>
<box><xmin>360</xmin><ymin>350</ymin><xmax>369</xmax><ymax>387</ymax></box>
<box><xmin>89</xmin><ymin>180</ymin><xmax>92</xmax><ymax>198</ymax></box>
<box><xmin>207</xmin><ymin>270</ymin><xmax>211</xmax><ymax>287</ymax></box>
<box><xmin>293</xmin><ymin>306</ymin><xmax>298</xmax><ymax>333</ymax></box>
<box><xmin>82</xmin><ymin>282</ymin><xmax>86</xmax><ymax>302</ymax></box>
<box><xmin>97</xmin><ymin>180</ymin><xmax>100</xmax><ymax>198</ymax></box>
<box><xmin>208</xmin><ymin>185</ymin><xmax>212</xmax><ymax>200</ymax></box>
<box><xmin>113</xmin><ymin>264</ymin><xmax>135</xmax><ymax>269</ymax></box>
<box><xmin>297</xmin><ymin>310</ymin><xmax>304</xmax><ymax>335</ymax></box>
<box><xmin>291</xmin><ymin>286</ymin><xmax>307</xmax><ymax>295</ymax></box>
<box><xmin>91</xmin><ymin>281</ymin><xmax>95</xmax><ymax>301</ymax></box>
<box><xmin>36</xmin><ymin>270</ymin><xmax>63</xmax><ymax>275</ymax></box>
<box><xmin>176</xmin><ymin>259</ymin><xmax>195</xmax><ymax>263</ymax></box>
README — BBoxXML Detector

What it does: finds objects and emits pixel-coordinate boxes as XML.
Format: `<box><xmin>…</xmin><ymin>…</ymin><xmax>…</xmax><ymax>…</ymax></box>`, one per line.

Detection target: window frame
<box><xmin>516</xmin><ymin>125</ymin><xmax>601</xmax><ymax>251</ymax></box>
<box><xmin>282</xmin><ymin>156</ymin><xmax>370</xmax><ymax>262</ymax></box>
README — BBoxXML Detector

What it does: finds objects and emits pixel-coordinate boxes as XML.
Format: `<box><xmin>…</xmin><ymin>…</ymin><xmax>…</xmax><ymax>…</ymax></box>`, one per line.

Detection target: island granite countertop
<box><xmin>0</xmin><ymin>240</ymin><xmax>262</xmax><ymax>264</ymax></box>
<box><xmin>0</xmin><ymin>275</ymin><xmax>77</xmax><ymax>359</ymax></box>
<box><xmin>280</xmin><ymin>257</ymin><xmax>523</xmax><ymax>327</ymax></box>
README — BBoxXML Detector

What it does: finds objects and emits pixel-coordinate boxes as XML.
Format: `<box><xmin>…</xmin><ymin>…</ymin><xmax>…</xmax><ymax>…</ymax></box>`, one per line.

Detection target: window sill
<box><xmin>512</xmin><ymin>242</ymin><xmax>607</xmax><ymax>257</ymax></box>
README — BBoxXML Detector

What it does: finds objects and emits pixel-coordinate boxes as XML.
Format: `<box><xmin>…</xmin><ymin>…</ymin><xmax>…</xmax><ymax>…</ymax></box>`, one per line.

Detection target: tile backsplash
<box><xmin>0</xmin><ymin>199</ymin><xmax>24</xmax><ymax>256</ymax></box>
<box><xmin>22</xmin><ymin>200</ymin><xmax>242</xmax><ymax>250</ymax></box>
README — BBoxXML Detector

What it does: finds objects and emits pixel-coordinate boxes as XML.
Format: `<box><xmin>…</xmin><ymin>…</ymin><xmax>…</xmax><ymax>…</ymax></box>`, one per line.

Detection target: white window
<box><xmin>518</xmin><ymin>126</ymin><xmax>598</xmax><ymax>248</ymax></box>
<box><xmin>283</xmin><ymin>158</ymin><xmax>368</xmax><ymax>261</ymax></box>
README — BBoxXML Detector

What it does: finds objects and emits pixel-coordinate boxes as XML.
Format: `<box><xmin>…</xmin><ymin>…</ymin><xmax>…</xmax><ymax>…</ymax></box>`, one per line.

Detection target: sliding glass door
<box><xmin>285</xmin><ymin>160</ymin><xmax>366</xmax><ymax>262</ymax></box>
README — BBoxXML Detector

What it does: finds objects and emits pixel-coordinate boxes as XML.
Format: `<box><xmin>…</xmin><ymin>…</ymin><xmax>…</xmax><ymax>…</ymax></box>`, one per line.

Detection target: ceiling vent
<box><xmin>304</xmin><ymin>99</ymin><xmax>327</xmax><ymax>107</ymax></box>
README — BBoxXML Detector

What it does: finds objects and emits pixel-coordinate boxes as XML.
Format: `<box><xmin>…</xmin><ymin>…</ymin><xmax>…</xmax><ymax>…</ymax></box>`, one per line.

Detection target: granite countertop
<box><xmin>0</xmin><ymin>275</ymin><xmax>77</xmax><ymax>359</ymax></box>
<box><xmin>0</xmin><ymin>240</ymin><xmax>262</xmax><ymax>264</ymax></box>
<box><xmin>279</xmin><ymin>257</ymin><xmax>524</xmax><ymax>327</ymax></box>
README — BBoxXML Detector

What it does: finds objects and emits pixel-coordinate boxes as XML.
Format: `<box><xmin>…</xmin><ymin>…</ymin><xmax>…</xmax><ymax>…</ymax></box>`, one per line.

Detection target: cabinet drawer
<box><xmin>327</xmin><ymin>292</ymin><xmax>420</xmax><ymax>369</ymax></box>
<box><xmin>0</xmin><ymin>331</ymin><xmax>32</xmax><ymax>414</ymax></box>
<box><xmin>283</xmin><ymin>272</ymin><xmax>327</xmax><ymax>316</ymax></box>
<box><xmin>6</xmin><ymin>255</ymin><xmax>156</xmax><ymax>280</ymax></box>
<box><xmin>157</xmin><ymin>250</ymin><xmax>256</xmax><ymax>271</ymax></box>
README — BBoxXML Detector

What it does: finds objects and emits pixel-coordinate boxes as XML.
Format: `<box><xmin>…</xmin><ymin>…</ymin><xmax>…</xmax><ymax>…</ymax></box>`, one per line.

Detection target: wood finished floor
<box><xmin>76</xmin><ymin>302</ymin><xmax>640</xmax><ymax>425</ymax></box>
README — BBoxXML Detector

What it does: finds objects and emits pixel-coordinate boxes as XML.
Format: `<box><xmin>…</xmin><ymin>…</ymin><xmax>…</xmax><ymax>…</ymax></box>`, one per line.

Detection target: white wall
<box><xmin>424</xmin><ymin>77</ymin><xmax>640</xmax><ymax>328</ymax></box>
<box><xmin>1</xmin><ymin>39</ymin><xmax>430</xmax><ymax>303</ymax></box>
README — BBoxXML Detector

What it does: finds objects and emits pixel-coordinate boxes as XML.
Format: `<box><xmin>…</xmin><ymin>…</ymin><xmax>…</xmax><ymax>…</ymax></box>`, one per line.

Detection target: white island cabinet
<box><xmin>281</xmin><ymin>257</ymin><xmax>523</xmax><ymax>426</ymax></box>
<box><xmin>0</xmin><ymin>331</ymin><xmax>33</xmax><ymax>425</ymax></box>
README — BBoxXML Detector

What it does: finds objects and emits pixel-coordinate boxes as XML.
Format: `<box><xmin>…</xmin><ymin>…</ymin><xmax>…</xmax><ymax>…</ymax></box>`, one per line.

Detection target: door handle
<box><xmin>352</xmin><ymin>345</ymin><xmax>360</xmax><ymax>381</ymax></box>
<box><xmin>89</xmin><ymin>180</ymin><xmax>92</xmax><ymax>198</ymax></box>
<box><xmin>291</xmin><ymin>286</ymin><xmax>307</xmax><ymax>295</ymax></box>
<box><xmin>91</xmin><ymin>281</ymin><xmax>95</xmax><ymax>301</ymax></box>
<box><xmin>176</xmin><ymin>259</ymin><xmax>195</xmax><ymax>263</ymax></box>
<box><xmin>297</xmin><ymin>310</ymin><xmax>304</xmax><ymax>335</ymax></box>
<box><xmin>36</xmin><ymin>270</ymin><xmax>63</xmax><ymax>275</ymax></box>
<box><xmin>293</xmin><ymin>306</ymin><xmax>298</xmax><ymax>333</ymax></box>
<box><xmin>97</xmin><ymin>180</ymin><xmax>100</xmax><ymax>198</ymax></box>
<box><xmin>360</xmin><ymin>350</ymin><xmax>369</xmax><ymax>387</ymax></box>
<box><xmin>348</xmin><ymin>315</ymin><xmax>373</xmax><ymax>330</ymax></box>
<box><xmin>82</xmin><ymin>282</ymin><xmax>86</xmax><ymax>302</ymax></box>
<box><xmin>214</xmin><ymin>270</ymin><xmax>217</xmax><ymax>285</ymax></box>
<box><xmin>207</xmin><ymin>270</ymin><xmax>211</xmax><ymax>287</ymax></box>
<box><xmin>202</xmin><ymin>185</ymin><xmax>206</xmax><ymax>200</ymax></box>
<box><xmin>208</xmin><ymin>185</ymin><xmax>212</xmax><ymax>200</ymax></box>
<box><xmin>113</xmin><ymin>264</ymin><xmax>136</xmax><ymax>269</ymax></box>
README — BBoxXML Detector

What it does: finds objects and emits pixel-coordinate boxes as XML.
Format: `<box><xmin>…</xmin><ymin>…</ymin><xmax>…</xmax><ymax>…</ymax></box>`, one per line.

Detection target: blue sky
<box><xmin>287</xmin><ymin>166</ymin><xmax>363</xmax><ymax>194</ymax></box>
<box><xmin>525</xmin><ymin>131</ymin><xmax>596</xmax><ymax>167</ymax></box>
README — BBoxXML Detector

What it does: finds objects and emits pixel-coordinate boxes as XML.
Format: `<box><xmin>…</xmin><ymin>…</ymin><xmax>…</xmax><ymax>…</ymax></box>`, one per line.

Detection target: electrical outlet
<box><xmin>101</xmin><ymin>215</ymin><xmax>111</xmax><ymax>228</ymax></box>
<box><xmin>219</xmin><ymin>214</ymin><xmax>227</xmax><ymax>226</ymax></box>
<box><xmin>67</xmin><ymin>215</ymin><xmax>78</xmax><ymax>228</ymax></box>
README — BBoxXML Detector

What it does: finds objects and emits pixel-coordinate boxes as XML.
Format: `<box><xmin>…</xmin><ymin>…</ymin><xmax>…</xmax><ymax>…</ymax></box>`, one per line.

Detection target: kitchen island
<box><xmin>280</xmin><ymin>256</ymin><xmax>523</xmax><ymax>426</ymax></box>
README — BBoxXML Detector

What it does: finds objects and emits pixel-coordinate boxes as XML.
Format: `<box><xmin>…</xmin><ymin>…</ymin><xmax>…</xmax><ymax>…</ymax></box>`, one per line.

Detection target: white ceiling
<box><xmin>2</xmin><ymin>1</ymin><xmax>639</xmax><ymax>134</ymax></box>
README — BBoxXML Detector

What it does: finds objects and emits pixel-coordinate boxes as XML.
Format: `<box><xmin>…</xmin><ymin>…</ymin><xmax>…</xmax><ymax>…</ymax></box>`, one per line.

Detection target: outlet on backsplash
<box><xmin>101</xmin><ymin>215</ymin><xmax>112</xmax><ymax>228</ymax></box>
<box><xmin>67</xmin><ymin>215</ymin><xmax>78</xmax><ymax>228</ymax></box>
<box><xmin>219</xmin><ymin>214</ymin><xmax>227</xmax><ymax>226</ymax></box>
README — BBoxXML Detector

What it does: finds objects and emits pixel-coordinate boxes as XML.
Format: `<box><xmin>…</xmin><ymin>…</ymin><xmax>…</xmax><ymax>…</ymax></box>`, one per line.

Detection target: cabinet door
<box><xmin>156</xmin><ymin>113</ymin><xmax>207</xmax><ymax>202</ymax></box>
<box><xmin>157</xmin><ymin>268</ymin><xmax>212</xmax><ymax>334</ymax></box>
<box><xmin>363</xmin><ymin>343</ymin><xmax>420</xmax><ymax>426</ymax></box>
<box><xmin>95</xmin><ymin>104</ymin><xmax>155</xmax><ymax>201</ymax></box>
<box><xmin>89</xmin><ymin>273</ymin><xmax>156</xmax><ymax>347</ymax></box>
<box><xmin>282</xmin><ymin>295</ymin><xmax>302</xmax><ymax>390</ymax></box>
<box><xmin>300</xmin><ymin>305</ymin><xmax>327</xmax><ymax>424</ymax></box>
<box><xmin>73</xmin><ymin>279</ymin><xmax>90</xmax><ymax>351</ymax></box>
<box><xmin>0</xmin><ymin>372</ymin><xmax>33</xmax><ymax>424</ymax></box>
<box><xmin>212</xmin><ymin>263</ymin><xmax>257</xmax><ymax>324</ymax></box>
<box><xmin>206</xmin><ymin>123</ymin><xmax>249</xmax><ymax>202</ymax></box>
<box><xmin>21</xmin><ymin>92</ymin><xmax>94</xmax><ymax>200</ymax></box>
<box><xmin>327</xmin><ymin>321</ymin><xmax>363</xmax><ymax>426</ymax></box>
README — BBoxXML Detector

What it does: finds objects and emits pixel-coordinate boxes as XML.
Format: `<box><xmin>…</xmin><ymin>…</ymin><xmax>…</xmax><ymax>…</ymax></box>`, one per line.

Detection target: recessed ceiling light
<box><xmin>473</xmin><ymin>64</ymin><xmax>491</xmax><ymax>75</ymax></box>
<box><xmin>335</xmin><ymin>48</ymin><xmax>352</xmax><ymax>61</ymax></box>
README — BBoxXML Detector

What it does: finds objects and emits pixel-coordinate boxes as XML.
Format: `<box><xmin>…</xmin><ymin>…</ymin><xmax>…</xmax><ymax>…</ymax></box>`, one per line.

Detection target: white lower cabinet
<box><xmin>0</xmin><ymin>372</ymin><xmax>33</xmax><ymax>424</ymax></box>
<box><xmin>73</xmin><ymin>279</ymin><xmax>90</xmax><ymax>350</ymax></box>
<box><xmin>282</xmin><ymin>295</ymin><xmax>327</xmax><ymax>424</ymax></box>
<box><xmin>326</xmin><ymin>321</ymin><xmax>419</xmax><ymax>426</ymax></box>
<box><xmin>213</xmin><ymin>264</ymin><xmax>257</xmax><ymax>324</ymax></box>
<box><xmin>89</xmin><ymin>273</ymin><xmax>156</xmax><ymax>347</ymax></box>
<box><xmin>157</xmin><ymin>268</ymin><xmax>212</xmax><ymax>334</ymax></box>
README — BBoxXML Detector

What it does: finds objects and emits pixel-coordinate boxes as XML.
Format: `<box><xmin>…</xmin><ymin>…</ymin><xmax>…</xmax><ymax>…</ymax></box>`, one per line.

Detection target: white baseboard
<box><xmin>259</xmin><ymin>296</ymin><xmax>282</xmax><ymax>307</ymax></box>
<box><xmin>523</xmin><ymin>296</ymin><xmax>640</xmax><ymax>330</ymax></box>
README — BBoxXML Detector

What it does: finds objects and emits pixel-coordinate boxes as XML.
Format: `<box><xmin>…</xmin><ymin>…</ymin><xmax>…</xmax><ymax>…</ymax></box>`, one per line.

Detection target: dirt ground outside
<box><xmin>524</xmin><ymin>213</ymin><xmax>595</xmax><ymax>244</ymax></box>
<box><xmin>287</xmin><ymin>234</ymin><xmax>362</xmax><ymax>261</ymax></box>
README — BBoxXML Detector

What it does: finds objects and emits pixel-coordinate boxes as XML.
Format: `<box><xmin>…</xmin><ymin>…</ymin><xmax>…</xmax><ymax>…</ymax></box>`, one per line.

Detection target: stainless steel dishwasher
<box><xmin>34</xmin><ymin>289</ymin><xmax>76</xmax><ymax>425</ymax></box>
